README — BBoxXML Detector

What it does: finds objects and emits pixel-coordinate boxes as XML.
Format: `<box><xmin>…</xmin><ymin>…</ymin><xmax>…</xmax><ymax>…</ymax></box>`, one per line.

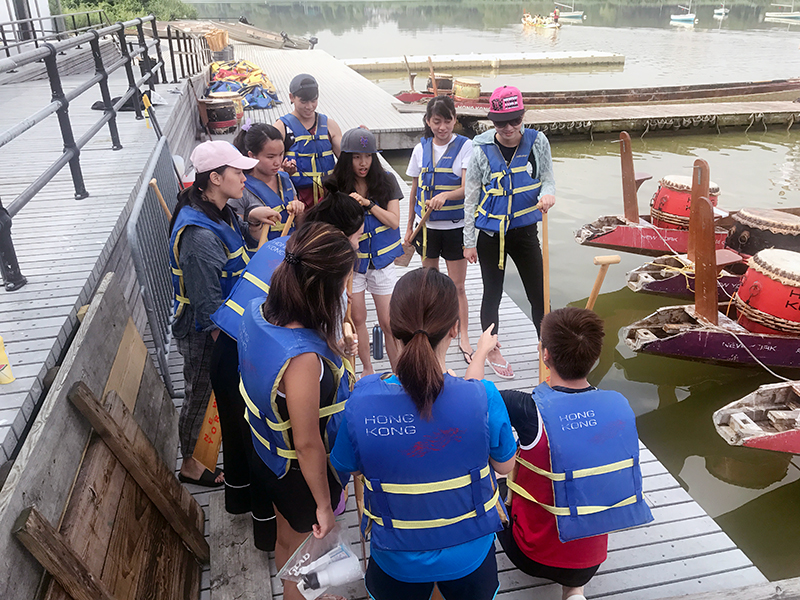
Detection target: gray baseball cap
<box><xmin>341</xmin><ymin>127</ymin><xmax>378</xmax><ymax>153</ymax></box>
<box><xmin>289</xmin><ymin>73</ymin><xmax>318</xmax><ymax>99</ymax></box>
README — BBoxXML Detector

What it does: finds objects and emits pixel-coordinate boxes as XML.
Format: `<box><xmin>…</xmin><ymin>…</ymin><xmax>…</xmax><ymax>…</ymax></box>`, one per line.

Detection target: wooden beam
<box><xmin>689</xmin><ymin>159</ymin><xmax>718</xmax><ymax>326</ymax></box>
<box><xmin>619</xmin><ymin>131</ymin><xmax>640</xmax><ymax>224</ymax></box>
<box><xmin>13</xmin><ymin>507</ymin><xmax>117</xmax><ymax>600</ymax></box>
<box><xmin>67</xmin><ymin>383</ymin><xmax>209</xmax><ymax>564</ymax></box>
<box><xmin>659</xmin><ymin>577</ymin><xmax>800</xmax><ymax>600</ymax></box>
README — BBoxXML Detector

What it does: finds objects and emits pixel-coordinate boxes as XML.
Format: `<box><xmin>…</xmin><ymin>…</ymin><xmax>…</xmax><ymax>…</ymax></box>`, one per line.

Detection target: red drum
<box><xmin>650</xmin><ymin>175</ymin><xmax>720</xmax><ymax>230</ymax></box>
<box><xmin>733</xmin><ymin>249</ymin><xmax>800</xmax><ymax>335</ymax></box>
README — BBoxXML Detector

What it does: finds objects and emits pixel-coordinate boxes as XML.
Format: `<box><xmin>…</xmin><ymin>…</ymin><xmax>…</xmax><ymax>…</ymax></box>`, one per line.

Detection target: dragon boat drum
<box><xmin>204</xmin><ymin>98</ymin><xmax>238</xmax><ymax>135</ymax></box>
<box><xmin>725</xmin><ymin>207</ymin><xmax>800</xmax><ymax>257</ymax></box>
<box><xmin>426</xmin><ymin>73</ymin><xmax>454</xmax><ymax>95</ymax></box>
<box><xmin>733</xmin><ymin>248</ymin><xmax>800</xmax><ymax>335</ymax></box>
<box><xmin>453</xmin><ymin>77</ymin><xmax>481</xmax><ymax>99</ymax></box>
<box><xmin>650</xmin><ymin>175</ymin><xmax>720</xmax><ymax>230</ymax></box>
<box><xmin>208</xmin><ymin>91</ymin><xmax>244</xmax><ymax>124</ymax></box>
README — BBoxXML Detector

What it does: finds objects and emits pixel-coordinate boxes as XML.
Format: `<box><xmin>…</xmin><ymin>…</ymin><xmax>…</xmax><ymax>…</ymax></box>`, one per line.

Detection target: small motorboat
<box><xmin>713</xmin><ymin>381</ymin><xmax>800</xmax><ymax>454</ymax></box>
<box><xmin>714</xmin><ymin>3</ymin><xmax>730</xmax><ymax>17</ymax></box>
<box><xmin>554</xmin><ymin>2</ymin><xmax>586</xmax><ymax>19</ymax></box>
<box><xmin>765</xmin><ymin>2</ymin><xmax>800</xmax><ymax>19</ymax></box>
<box><xmin>211</xmin><ymin>20</ymin><xmax>317</xmax><ymax>50</ymax></box>
<box><xmin>575</xmin><ymin>132</ymin><xmax>730</xmax><ymax>257</ymax></box>
<box><xmin>671</xmin><ymin>0</ymin><xmax>697</xmax><ymax>23</ymax></box>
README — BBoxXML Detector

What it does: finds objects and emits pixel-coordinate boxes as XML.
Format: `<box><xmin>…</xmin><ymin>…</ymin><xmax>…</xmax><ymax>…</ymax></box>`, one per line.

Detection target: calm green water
<box><xmin>195</xmin><ymin>0</ymin><xmax>800</xmax><ymax>580</ymax></box>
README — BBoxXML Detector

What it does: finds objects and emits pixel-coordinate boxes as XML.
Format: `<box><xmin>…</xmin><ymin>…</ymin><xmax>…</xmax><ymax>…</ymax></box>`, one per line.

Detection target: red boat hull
<box><xmin>743</xmin><ymin>430</ymin><xmax>800</xmax><ymax>454</ymax></box>
<box><xmin>575</xmin><ymin>216</ymin><xmax>729</xmax><ymax>257</ymax></box>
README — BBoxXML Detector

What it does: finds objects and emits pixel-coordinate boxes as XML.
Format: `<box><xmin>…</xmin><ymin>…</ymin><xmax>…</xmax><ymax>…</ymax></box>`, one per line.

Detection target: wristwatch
<box><xmin>367</xmin><ymin>201</ymin><xmax>376</xmax><ymax>212</ymax></box>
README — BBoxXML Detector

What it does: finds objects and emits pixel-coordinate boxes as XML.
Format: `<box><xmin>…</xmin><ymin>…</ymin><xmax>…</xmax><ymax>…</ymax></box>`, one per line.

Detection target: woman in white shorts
<box><xmin>330</xmin><ymin>127</ymin><xmax>404</xmax><ymax>376</ymax></box>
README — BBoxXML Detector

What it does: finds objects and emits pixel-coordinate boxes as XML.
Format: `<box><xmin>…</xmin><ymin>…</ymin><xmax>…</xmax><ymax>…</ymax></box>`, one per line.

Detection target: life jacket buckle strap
<box><xmin>371</xmin><ymin>479</ymin><xmax>395</xmax><ymax>531</ymax></box>
<box><xmin>470</xmin><ymin>467</ymin><xmax>486</xmax><ymax>517</ymax></box>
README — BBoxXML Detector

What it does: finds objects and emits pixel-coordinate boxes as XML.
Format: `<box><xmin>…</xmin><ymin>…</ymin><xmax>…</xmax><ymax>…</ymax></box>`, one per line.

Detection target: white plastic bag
<box><xmin>277</xmin><ymin>521</ymin><xmax>363</xmax><ymax>600</ymax></box>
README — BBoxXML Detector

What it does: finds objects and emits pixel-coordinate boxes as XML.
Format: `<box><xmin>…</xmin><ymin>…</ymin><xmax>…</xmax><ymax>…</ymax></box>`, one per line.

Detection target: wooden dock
<box><xmin>343</xmin><ymin>51</ymin><xmax>625</xmax><ymax>73</ymax></box>
<box><xmin>199</xmin><ymin>161</ymin><xmax>766</xmax><ymax>600</ymax></box>
<box><xmin>231</xmin><ymin>44</ymin><xmax>424</xmax><ymax>149</ymax></box>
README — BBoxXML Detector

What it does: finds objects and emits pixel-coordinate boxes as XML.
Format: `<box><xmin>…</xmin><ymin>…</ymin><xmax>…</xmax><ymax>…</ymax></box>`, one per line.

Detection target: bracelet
<box><xmin>367</xmin><ymin>201</ymin><xmax>376</xmax><ymax>212</ymax></box>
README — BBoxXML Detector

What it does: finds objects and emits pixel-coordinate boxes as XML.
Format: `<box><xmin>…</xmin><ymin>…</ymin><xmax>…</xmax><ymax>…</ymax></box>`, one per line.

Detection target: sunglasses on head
<box><xmin>493</xmin><ymin>117</ymin><xmax>523</xmax><ymax>128</ymax></box>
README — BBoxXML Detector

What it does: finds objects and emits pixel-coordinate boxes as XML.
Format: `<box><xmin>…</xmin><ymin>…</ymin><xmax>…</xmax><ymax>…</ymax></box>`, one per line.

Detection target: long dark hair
<box><xmin>390</xmin><ymin>268</ymin><xmax>459</xmax><ymax>419</ymax></box>
<box><xmin>233</xmin><ymin>122</ymin><xmax>283</xmax><ymax>157</ymax></box>
<box><xmin>264</xmin><ymin>222</ymin><xmax>356</xmax><ymax>354</ymax></box>
<box><xmin>302</xmin><ymin>181</ymin><xmax>364</xmax><ymax>237</ymax></box>
<box><xmin>330</xmin><ymin>152</ymin><xmax>393</xmax><ymax>209</ymax></box>
<box><xmin>422</xmin><ymin>96</ymin><xmax>457</xmax><ymax>138</ymax></box>
<box><xmin>169</xmin><ymin>167</ymin><xmax>232</xmax><ymax>233</ymax></box>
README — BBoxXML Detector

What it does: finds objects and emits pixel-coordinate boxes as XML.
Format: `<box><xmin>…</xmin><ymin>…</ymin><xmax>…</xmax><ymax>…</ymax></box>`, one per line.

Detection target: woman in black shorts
<box><xmin>237</xmin><ymin>222</ymin><xmax>356</xmax><ymax>600</ymax></box>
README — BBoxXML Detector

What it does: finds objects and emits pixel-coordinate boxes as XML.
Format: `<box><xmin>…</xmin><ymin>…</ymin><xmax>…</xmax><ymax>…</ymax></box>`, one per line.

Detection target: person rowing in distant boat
<box><xmin>275</xmin><ymin>73</ymin><xmax>343</xmax><ymax>208</ymax></box>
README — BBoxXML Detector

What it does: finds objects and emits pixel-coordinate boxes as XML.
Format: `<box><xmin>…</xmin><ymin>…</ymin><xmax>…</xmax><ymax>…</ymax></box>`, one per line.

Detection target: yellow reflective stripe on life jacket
<box><xmin>516</xmin><ymin>454</ymin><xmax>636</xmax><ymax>481</ymax></box>
<box><xmin>225</xmin><ymin>298</ymin><xmax>245</xmax><ymax>315</ymax></box>
<box><xmin>244</xmin><ymin>410</ymin><xmax>298</xmax><ymax>459</ymax></box>
<box><xmin>360</xmin><ymin>464</ymin><xmax>492</xmax><ymax>495</ymax></box>
<box><xmin>376</xmin><ymin>239</ymin><xmax>401</xmax><ymax>256</ymax></box>
<box><xmin>243</xmin><ymin>271</ymin><xmax>270</xmax><ymax>294</ymax></box>
<box><xmin>293</xmin><ymin>134</ymin><xmax>331</xmax><ymax>143</ymax></box>
<box><xmin>364</xmin><ymin>486</ymin><xmax>500</xmax><ymax>529</ymax></box>
<box><xmin>175</xmin><ymin>294</ymin><xmax>190</xmax><ymax>305</ymax></box>
<box><xmin>506</xmin><ymin>478</ymin><xmax>640</xmax><ymax>516</ymax></box>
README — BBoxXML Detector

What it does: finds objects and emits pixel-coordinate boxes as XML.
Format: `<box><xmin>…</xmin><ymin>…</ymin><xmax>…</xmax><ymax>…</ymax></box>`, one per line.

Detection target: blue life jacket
<box><xmin>475</xmin><ymin>128</ymin><xmax>542</xmax><ymax>269</ymax></box>
<box><xmin>280</xmin><ymin>112</ymin><xmax>335</xmax><ymax>202</ymax></box>
<box><xmin>346</xmin><ymin>374</ymin><xmax>506</xmax><ymax>552</ymax></box>
<box><xmin>169</xmin><ymin>205</ymin><xmax>249</xmax><ymax>326</ymax></box>
<box><xmin>210</xmin><ymin>236</ymin><xmax>287</xmax><ymax>341</ymax></box>
<box><xmin>507</xmin><ymin>383</ymin><xmax>653</xmax><ymax>543</ymax></box>
<box><xmin>356</xmin><ymin>210</ymin><xmax>403</xmax><ymax>273</ymax></box>
<box><xmin>238</xmin><ymin>300</ymin><xmax>351</xmax><ymax>478</ymax></box>
<box><xmin>415</xmin><ymin>135</ymin><xmax>468</xmax><ymax>222</ymax></box>
<box><xmin>243</xmin><ymin>172</ymin><xmax>296</xmax><ymax>243</ymax></box>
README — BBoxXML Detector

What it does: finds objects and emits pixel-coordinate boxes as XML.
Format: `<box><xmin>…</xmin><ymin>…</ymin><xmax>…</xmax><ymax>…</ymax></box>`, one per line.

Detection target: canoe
<box><xmin>713</xmin><ymin>381</ymin><xmax>800</xmax><ymax>454</ymax></box>
<box><xmin>210</xmin><ymin>21</ymin><xmax>317</xmax><ymax>50</ymax></box>
<box><xmin>393</xmin><ymin>78</ymin><xmax>800</xmax><ymax>107</ymax></box>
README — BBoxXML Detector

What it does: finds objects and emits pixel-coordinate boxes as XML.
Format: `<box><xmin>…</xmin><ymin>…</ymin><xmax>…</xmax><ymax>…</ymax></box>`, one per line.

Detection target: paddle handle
<box><xmin>585</xmin><ymin>255</ymin><xmax>621</xmax><ymax>311</ymax></box>
<box><xmin>409</xmin><ymin>206</ymin><xmax>432</xmax><ymax>242</ymax></box>
<box><xmin>149</xmin><ymin>178</ymin><xmax>172</xmax><ymax>220</ymax></box>
<box><xmin>281</xmin><ymin>212</ymin><xmax>295</xmax><ymax>237</ymax></box>
<box><xmin>539</xmin><ymin>210</ymin><xmax>550</xmax><ymax>385</ymax></box>
<box><xmin>256</xmin><ymin>221</ymin><xmax>271</xmax><ymax>250</ymax></box>
<box><xmin>427</xmin><ymin>56</ymin><xmax>438</xmax><ymax>96</ymax></box>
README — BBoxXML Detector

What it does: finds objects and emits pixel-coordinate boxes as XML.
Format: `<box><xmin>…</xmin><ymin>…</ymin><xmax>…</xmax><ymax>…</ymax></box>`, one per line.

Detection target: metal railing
<box><xmin>0</xmin><ymin>15</ymin><xmax>165</xmax><ymax>218</ymax></box>
<box><xmin>127</xmin><ymin>136</ymin><xmax>183</xmax><ymax>398</ymax></box>
<box><xmin>0</xmin><ymin>10</ymin><xmax>111</xmax><ymax>58</ymax></box>
<box><xmin>165</xmin><ymin>26</ymin><xmax>212</xmax><ymax>83</ymax></box>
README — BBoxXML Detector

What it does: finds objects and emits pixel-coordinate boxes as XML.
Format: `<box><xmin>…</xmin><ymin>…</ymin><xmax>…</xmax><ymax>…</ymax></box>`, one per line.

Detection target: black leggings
<box><xmin>476</xmin><ymin>223</ymin><xmax>544</xmax><ymax>336</ymax></box>
<box><xmin>209</xmin><ymin>333</ymin><xmax>276</xmax><ymax>550</ymax></box>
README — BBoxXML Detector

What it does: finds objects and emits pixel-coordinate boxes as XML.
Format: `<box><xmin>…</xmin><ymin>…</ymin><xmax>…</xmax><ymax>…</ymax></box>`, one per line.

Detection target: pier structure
<box><xmin>0</xmin><ymin>39</ymin><xmax>771</xmax><ymax>600</ymax></box>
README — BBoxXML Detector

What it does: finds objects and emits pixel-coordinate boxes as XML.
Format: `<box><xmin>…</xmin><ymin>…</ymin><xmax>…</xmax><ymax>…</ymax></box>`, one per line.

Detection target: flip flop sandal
<box><xmin>487</xmin><ymin>358</ymin><xmax>515</xmax><ymax>380</ymax></box>
<box><xmin>179</xmin><ymin>467</ymin><xmax>224</xmax><ymax>488</ymax></box>
<box><xmin>459</xmin><ymin>346</ymin><xmax>474</xmax><ymax>365</ymax></box>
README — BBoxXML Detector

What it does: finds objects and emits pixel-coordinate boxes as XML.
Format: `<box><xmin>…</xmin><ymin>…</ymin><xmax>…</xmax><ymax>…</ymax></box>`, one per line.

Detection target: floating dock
<box><xmin>233</xmin><ymin>44</ymin><xmax>424</xmax><ymax>150</ymax></box>
<box><xmin>343</xmin><ymin>51</ymin><xmax>625</xmax><ymax>73</ymax></box>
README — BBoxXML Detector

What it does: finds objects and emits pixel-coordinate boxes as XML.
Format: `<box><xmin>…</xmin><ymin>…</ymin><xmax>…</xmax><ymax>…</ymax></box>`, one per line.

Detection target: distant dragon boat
<box><xmin>393</xmin><ymin>77</ymin><xmax>800</xmax><ymax>107</ymax></box>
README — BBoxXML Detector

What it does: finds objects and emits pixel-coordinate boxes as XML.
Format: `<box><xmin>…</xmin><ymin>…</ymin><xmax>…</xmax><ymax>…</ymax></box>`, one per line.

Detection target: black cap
<box><xmin>289</xmin><ymin>73</ymin><xmax>319</xmax><ymax>100</ymax></box>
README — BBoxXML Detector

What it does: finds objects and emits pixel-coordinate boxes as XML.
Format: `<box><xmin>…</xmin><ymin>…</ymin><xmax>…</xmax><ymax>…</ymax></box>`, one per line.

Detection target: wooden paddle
<box><xmin>149</xmin><ymin>178</ymin><xmax>172</xmax><ymax>220</ymax></box>
<box><xmin>403</xmin><ymin>55</ymin><xmax>416</xmax><ymax>92</ymax></box>
<box><xmin>538</xmin><ymin>211</ymin><xmax>551</xmax><ymax>385</ymax></box>
<box><xmin>586</xmin><ymin>255</ymin><xmax>622</xmax><ymax>311</ymax></box>
<box><xmin>395</xmin><ymin>207</ymin><xmax>431</xmax><ymax>267</ymax></box>
<box><xmin>256</xmin><ymin>211</ymin><xmax>294</xmax><ymax>251</ymax></box>
<box><xmin>192</xmin><ymin>392</ymin><xmax>222</xmax><ymax>473</ymax></box>
<box><xmin>427</xmin><ymin>56</ymin><xmax>438</xmax><ymax>96</ymax></box>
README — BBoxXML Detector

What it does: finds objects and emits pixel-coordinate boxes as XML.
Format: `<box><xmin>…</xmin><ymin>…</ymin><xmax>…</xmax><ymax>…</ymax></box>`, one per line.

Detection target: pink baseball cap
<box><xmin>190</xmin><ymin>140</ymin><xmax>258</xmax><ymax>173</ymax></box>
<box><xmin>487</xmin><ymin>86</ymin><xmax>525</xmax><ymax>122</ymax></box>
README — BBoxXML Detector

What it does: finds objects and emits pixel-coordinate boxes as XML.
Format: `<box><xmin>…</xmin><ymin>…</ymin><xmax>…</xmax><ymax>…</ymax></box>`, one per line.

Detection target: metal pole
<box><xmin>150</xmin><ymin>16</ymin><xmax>167</xmax><ymax>84</ymax></box>
<box><xmin>178</xmin><ymin>31</ymin><xmax>187</xmax><ymax>80</ymax></box>
<box><xmin>116</xmin><ymin>22</ymin><xmax>143</xmax><ymax>120</ymax></box>
<box><xmin>166</xmin><ymin>26</ymin><xmax>177</xmax><ymax>83</ymax></box>
<box><xmin>135</xmin><ymin>18</ymin><xmax>154</xmax><ymax>91</ymax></box>
<box><xmin>89</xmin><ymin>31</ymin><xmax>121</xmax><ymax>150</ymax></box>
<box><xmin>43</xmin><ymin>43</ymin><xmax>88</xmax><ymax>199</ymax></box>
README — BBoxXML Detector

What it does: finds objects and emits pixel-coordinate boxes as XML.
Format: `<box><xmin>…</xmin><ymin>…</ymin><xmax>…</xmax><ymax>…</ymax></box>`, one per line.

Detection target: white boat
<box><xmin>554</xmin><ymin>2</ymin><xmax>586</xmax><ymax>19</ymax></box>
<box><xmin>714</xmin><ymin>3</ymin><xmax>730</xmax><ymax>16</ymax></box>
<box><xmin>671</xmin><ymin>0</ymin><xmax>697</xmax><ymax>23</ymax></box>
<box><xmin>765</xmin><ymin>2</ymin><xmax>800</xmax><ymax>19</ymax></box>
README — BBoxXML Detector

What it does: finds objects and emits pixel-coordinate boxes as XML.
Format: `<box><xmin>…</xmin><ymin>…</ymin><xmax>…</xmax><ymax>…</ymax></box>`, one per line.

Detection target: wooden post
<box><xmin>427</xmin><ymin>56</ymin><xmax>438</xmax><ymax>96</ymax></box>
<box><xmin>690</xmin><ymin>159</ymin><xmax>718</xmax><ymax>326</ymax></box>
<box><xmin>586</xmin><ymin>255</ymin><xmax>622</xmax><ymax>311</ymax></box>
<box><xmin>67</xmin><ymin>383</ymin><xmax>210</xmax><ymax>563</ymax></box>
<box><xmin>13</xmin><ymin>507</ymin><xmax>118</xmax><ymax>600</ymax></box>
<box><xmin>619</xmin><ymin>131</ymin><xmax>640</xmax><ymax>224</ymax></box>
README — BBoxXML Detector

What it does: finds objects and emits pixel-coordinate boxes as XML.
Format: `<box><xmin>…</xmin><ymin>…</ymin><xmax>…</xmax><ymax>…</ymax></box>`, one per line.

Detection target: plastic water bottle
<box><xmin>301</xmin><ymin>553</ymin><xmax>362</xmax><ymax>590</ymax></box>
<box><xmin>372</xmin><ymin>325</ymin><xmax>383</xmax><ymax>360</ymax></box>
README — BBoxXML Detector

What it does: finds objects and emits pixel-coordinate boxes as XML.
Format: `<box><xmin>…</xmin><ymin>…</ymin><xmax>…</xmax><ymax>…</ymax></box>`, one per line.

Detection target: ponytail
<box><xmin>390</xmin><ymin>268</ymin><xmax>459</xmax><ymax>419</ymax></box>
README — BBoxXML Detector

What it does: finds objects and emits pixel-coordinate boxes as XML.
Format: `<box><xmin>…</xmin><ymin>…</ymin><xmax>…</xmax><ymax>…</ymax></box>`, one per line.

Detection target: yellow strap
<box><xmin>224</xmin><ymin>298</ymin><xmax>245</xmax><ymax>315</ymax></box>
<box><xmin>175</xmin><ymin>294</ymin><xmax>190</xmax><ymax>305</ymax></box>
<box><xmin>171</xmin><ymin>267</ymin><xmax>183</xmax><ymax>276</ymax></box>
<box><xmin>243</xmin><ymin>271</ymin><xmax>270</xmax><ymax>294</ymax></box>
<box><xmin>376</xmin><ymin>239</ymin><xmax>401</xmax><ymax>256</ymax></box>
<box><xmin>516</xmin><ymin>455</ymin><xmax>636</xmax><ymax>481</ymax></box>
<box><xmin>360</xmin><ymin>465</ymin><xmax>491</xmax><ymax>495</ymax></box>
<box><xmin>293</xmin><ymin>134</ymin><xmax>330</xmax><ymax>143</ymax></box>
<box><xmin>239</xmin><ymin>380</ymin><xmax>346</xmax><ymax>432</ymax></box>
<box><xmin>507</xmin><ymin>479</ymin><xmax>640</xmax><ymax>516</ymax></box>
<box><xmin>244</xmin><ymin>411</ymin><xmax>298</xmax><ymax>459</ymax></box>
<box><xmin>364</xmin><ymin>486</ymin><xmax>501</xmax><ymax>529</ymax></box>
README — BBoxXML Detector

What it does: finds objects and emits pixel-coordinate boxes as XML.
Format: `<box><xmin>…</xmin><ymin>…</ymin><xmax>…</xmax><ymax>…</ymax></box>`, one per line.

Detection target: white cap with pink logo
<box><xmin>487</xmin><ymin>86</ymin><xmax>525</xmax><ymax>122</ymax></box>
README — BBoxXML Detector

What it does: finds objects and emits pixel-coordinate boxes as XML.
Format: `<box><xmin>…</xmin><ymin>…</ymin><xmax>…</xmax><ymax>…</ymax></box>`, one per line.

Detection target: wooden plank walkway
<box><xmin>230</xmin><ymin>44</ymin><xmax>424</xmax><ymax>149</ymax></box>
<box><xmin>185</xmin><ymin>160</ymin><xmax>765</xmax><ymax>600</ymax></box>
<box><xmin>0</xmin><ymin>71</ymin><xmax>180</xmax><ymax>462</ymax></box>
<box><xmin>343</xmin><ymin>51</ymin><xmax>625</xmax><ymax>73</ymax></box>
